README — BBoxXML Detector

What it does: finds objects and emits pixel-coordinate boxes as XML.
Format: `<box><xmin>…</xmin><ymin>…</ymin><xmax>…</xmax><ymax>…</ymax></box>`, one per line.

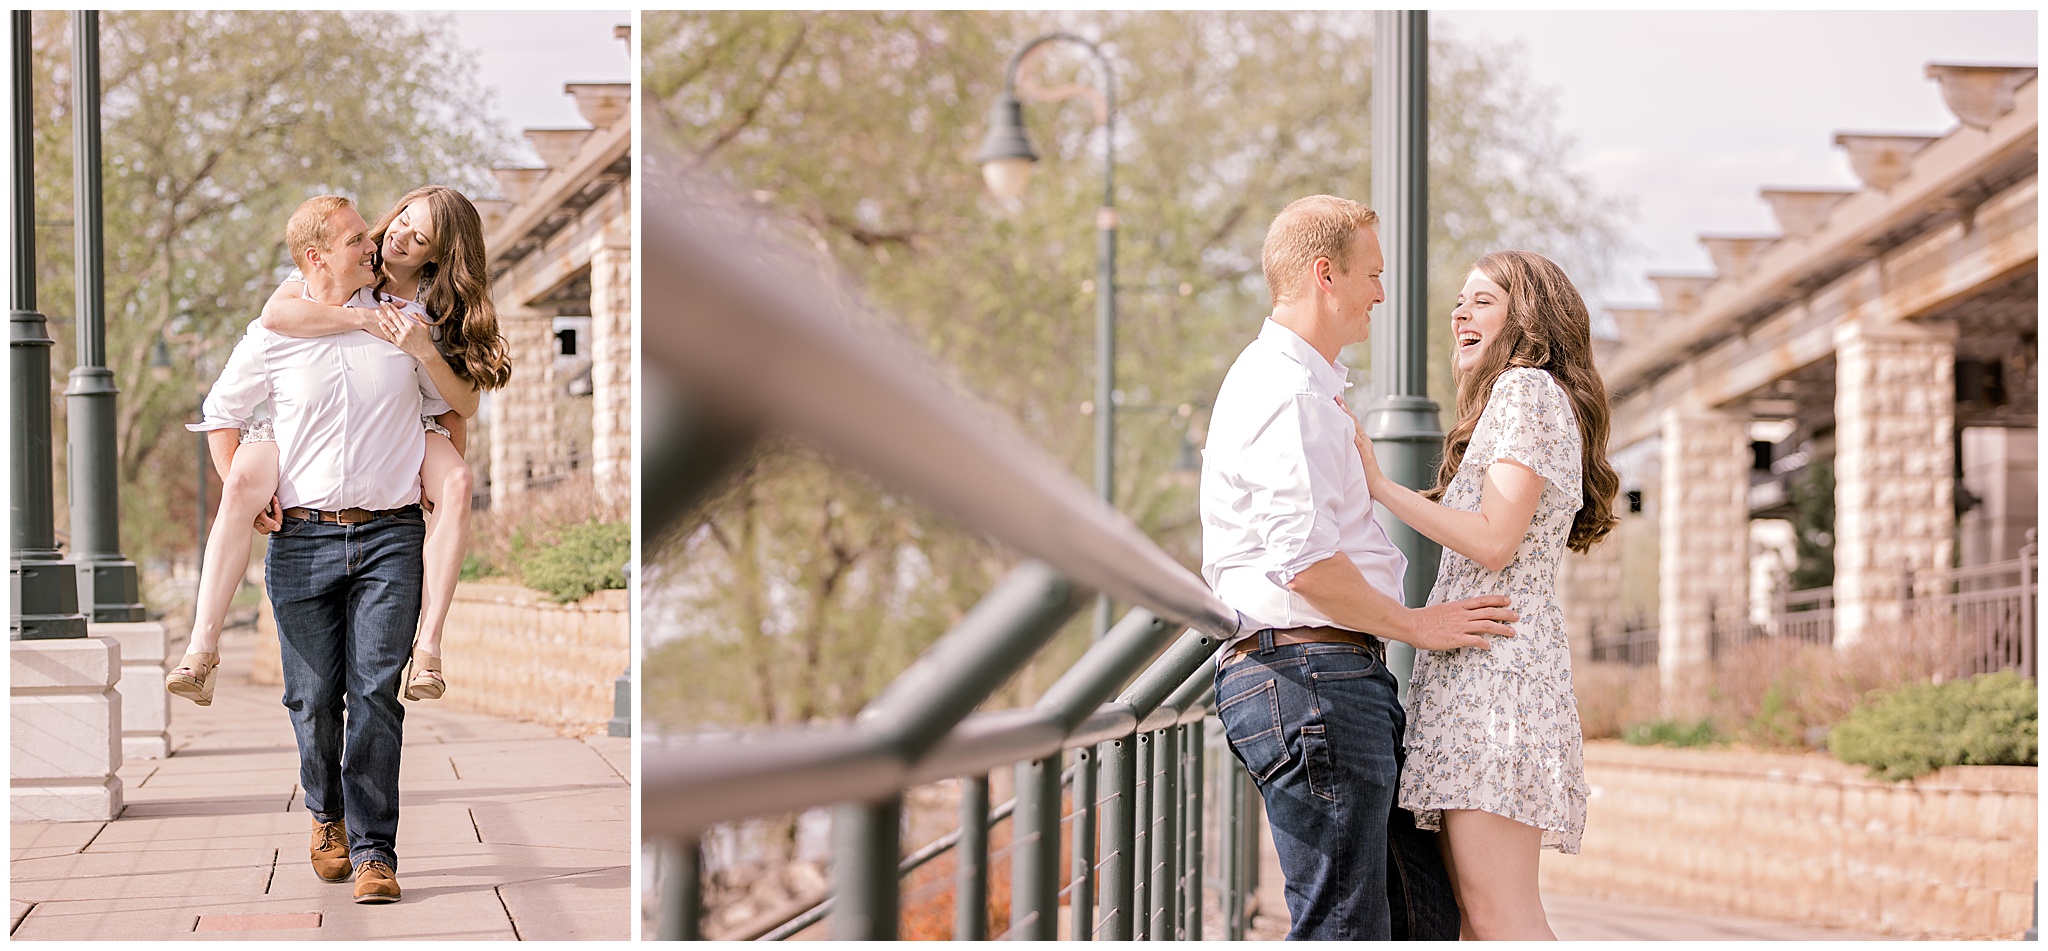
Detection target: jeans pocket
<box><xmin>1217</xmin><ymin>678</ymin><xmax>1290</xmax><ymax>783</ymax></box>
<box><xmin>1301</xmin><ymin>722</ymin><xmax>1339</xmax><ymax>803</ymax></box>
<box><xmin>273</xmin><ymin>516</ymin><xmax>310</xmax><ymax>538</ymax></box>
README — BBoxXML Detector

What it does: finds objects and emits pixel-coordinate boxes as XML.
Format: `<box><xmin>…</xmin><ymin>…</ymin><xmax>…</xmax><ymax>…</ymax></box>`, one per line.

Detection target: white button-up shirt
<box><xmin>191</xmin><ymin>286</ymin><xmax>449</xmax><ymax>511</ymax></box>
<box><xmin>1200</xmin><ymin>319</ymin><xmax>1407</xmax><ymax>649</ymax></box>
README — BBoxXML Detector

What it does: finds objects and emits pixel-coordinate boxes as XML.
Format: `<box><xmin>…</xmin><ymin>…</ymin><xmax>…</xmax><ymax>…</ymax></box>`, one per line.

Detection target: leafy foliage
<box><xmin>1788</xmin><ymin>459</ymin><xmax>1836</xmax><ymax>591</ymax></box>
<box><xmin>1624</xmin><ymin>718</ymin><xmax>1720</xmax><ymax>748</ymax></box>
<box><xmin>1828</xmin><ymin>671</ymin><xmax>2038</xmax><ymax>781</ymax></box>
<box><xmin>639</xmin><ymin>12</ymin><xmax>1629</xmax><ymax>731</ymax></box>
<box><xmin>519</xmin><ymin>521</ymin><xmax>631</xmax><ymax>603</ymax></box>
<box><xmin>24</xmin><ymin>11</ymin><xmax>507</xmax><ymax>576</ymax></box>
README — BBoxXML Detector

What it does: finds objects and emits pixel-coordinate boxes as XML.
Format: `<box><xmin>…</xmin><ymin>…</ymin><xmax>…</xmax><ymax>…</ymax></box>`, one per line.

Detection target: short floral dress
<box><xmin>1398</xmin><ymin>366</ymin><xmax>1589</xmax><ymax>853</ymax></box>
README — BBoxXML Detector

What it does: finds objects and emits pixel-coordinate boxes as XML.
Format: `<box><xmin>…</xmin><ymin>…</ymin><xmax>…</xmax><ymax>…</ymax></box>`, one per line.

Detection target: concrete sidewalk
<box><xmin>9</xmin><ymin>624</ymin><xmax>632</xmax><ymax>940</ymax></box>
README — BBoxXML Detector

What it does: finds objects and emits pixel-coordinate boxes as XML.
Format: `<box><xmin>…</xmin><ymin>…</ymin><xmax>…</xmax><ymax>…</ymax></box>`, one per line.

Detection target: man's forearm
<box><xmin>206</xmin><ymin>429</ymin><xmax>240</xmax><ymax>480</ymax></box>
<box><xmin>1285</xmin><ymin>554</ymin><xmax>1416</xmax><ymax>645</ymax></box>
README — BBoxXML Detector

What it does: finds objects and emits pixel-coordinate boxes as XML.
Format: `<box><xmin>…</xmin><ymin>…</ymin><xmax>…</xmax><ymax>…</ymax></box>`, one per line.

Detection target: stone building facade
<box><xmin>1563</xmin><ymin>65</ymin><xmax>2037</xmax><ymax>700</ymax></box>
<box><xmin>476</xmin><ymin>30</ymin><xmax>633</xmax><ymax>512</ymax></box>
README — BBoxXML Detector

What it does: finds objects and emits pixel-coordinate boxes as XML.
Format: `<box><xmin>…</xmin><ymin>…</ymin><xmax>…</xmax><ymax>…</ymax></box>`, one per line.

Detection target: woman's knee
<box><xmin>221</xmin><ymin>466</ymin><xmax>275</xmax><ymax>510</ymax></box>
<box><xmin>441</xmin><ymin>461</ymin><xmax>474</xmax><ymax>498</ymax></box>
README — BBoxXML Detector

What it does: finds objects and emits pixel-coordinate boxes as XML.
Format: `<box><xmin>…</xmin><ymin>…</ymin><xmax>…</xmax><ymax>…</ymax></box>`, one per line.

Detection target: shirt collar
<box><xmin>1258</xmin><ymin>318</ymin><xmax>1351</xmax><ymax>398</ymax></box>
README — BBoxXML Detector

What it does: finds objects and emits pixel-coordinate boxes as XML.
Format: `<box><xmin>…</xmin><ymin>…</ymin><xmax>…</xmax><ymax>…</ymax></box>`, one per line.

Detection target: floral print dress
<box><xmin>1397</xmin><ymin>366</ymin><xmax>1588</xmax><ymax>853</ymax></box>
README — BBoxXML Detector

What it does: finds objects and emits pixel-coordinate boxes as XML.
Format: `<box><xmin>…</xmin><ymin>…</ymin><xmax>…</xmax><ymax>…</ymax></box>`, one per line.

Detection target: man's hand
<box><xmin>253</xmin><ymin>496</ymin><xmax>283</xmax><ymax>534</ymax></box>
<box><xmin>1405</xmin><ymin>595</ymin><xmax>1518</xmax><ymax>651</ymax></box>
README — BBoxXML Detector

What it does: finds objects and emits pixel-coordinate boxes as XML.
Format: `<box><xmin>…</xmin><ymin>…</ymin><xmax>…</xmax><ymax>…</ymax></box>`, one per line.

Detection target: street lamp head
<box><xmin>149</xmin><ymin>336</ymin><xmax>174</xmax><ymax>382</ymax></box>
<box><xmin>975</xmin><ymin>93</ymin><xmax>1038</xmax><ymax>200</ymax></box>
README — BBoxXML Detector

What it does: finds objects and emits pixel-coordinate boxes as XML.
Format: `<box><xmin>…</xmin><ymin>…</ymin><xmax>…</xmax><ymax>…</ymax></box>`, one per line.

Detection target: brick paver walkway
<box><xmin>9</xmin><ymin>624</ymin><xmax>631</xmax><ymax>940</ymax></box>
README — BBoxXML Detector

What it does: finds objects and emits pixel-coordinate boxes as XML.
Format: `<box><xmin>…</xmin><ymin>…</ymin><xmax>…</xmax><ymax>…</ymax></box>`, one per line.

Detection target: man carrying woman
<box><xmin>181</xmin><ymin>189</ymin><xmax>509</xmax><ymax>904</ymax></box>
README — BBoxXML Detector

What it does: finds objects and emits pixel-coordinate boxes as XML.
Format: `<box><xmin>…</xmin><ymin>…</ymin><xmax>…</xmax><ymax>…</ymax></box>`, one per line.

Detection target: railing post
<box><xmin>833</xmin><ymin>797</ymin><xmax>903</xmax><ymax>939</ymax></box>
<box><xmin>957</xmin><ymin>775</ymin><xmax>990</xmax><ymax>940</ymax></box>
<box><xmin>1097</xmin><ymin>735</ymin><xmax>1136</xmax><ymax>939</ymax></box>
<box><xmin>1133</xmin><ymin>730</ymin><xmax>1152</xmax><ymax>939</ymax></box>
<box><xmin>1182</xmin><ymin>719</ymin><xmax>1204</xmax><ymax>940</ymax></box>
<box><xmin>656</xmin><ymin>838</ymin><xmax>702</xmax><ymax>940</ymax></box>
<box><xmin>1069</xmin><ymin>744</ymin><xmax>1096</xmax><ymax>940</ymax></box>
<box><xmin>1224</xmin><ymin>763</ymin><xmax>1245</xmax><ymax>939</ymax></box>
<box><xmin>1011</xmin><ymin>753</ymin><xmax>1063</xmax><ymax>940</ymax></box>
<box><xmin>1148</xmin><ymin>725</ymin><xmax>1178</xmax><ymax>940</ymax></box>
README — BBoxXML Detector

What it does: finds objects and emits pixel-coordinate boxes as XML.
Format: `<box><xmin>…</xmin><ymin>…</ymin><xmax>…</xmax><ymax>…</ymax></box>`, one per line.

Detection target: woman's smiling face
<box><xmin>1453</xmin><ymin>269</ymin><xmax>1509</xmax><ymax>374</ymax></box>
<box><xmin>381</xmin><ymin>199</ymin><xmax>439</xmax><ymax>272</ymax></box>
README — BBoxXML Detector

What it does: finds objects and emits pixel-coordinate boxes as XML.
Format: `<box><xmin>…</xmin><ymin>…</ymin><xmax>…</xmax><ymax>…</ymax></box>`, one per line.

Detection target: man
<box><xmin>195</xmin><ymin>195</ymin><xmax>448</xmax><ymax>904</ymax></box>
<box><xmin>1202</xmin><ymin>195</ymin><xmax>1518</xmax><ymax>939</ymax></box>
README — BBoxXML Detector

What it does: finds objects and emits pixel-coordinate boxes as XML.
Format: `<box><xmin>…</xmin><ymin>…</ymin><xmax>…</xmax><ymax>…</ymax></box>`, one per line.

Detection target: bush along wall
<box><xmin>1827</xmin><ymin>670</ymin><xmax>2038</xmax><ymax>781</ymax></box>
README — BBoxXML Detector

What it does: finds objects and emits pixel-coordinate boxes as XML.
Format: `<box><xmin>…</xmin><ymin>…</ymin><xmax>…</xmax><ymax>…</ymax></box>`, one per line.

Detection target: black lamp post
<box><xmin>10</xmin><ymin>10</ymin><xmax>86</xmax><ymax>640</ymax></box>
<box><xmin>976</xmin><ymin>32</ymin><xmax>1119</xmax><ymax>645</ymax></box>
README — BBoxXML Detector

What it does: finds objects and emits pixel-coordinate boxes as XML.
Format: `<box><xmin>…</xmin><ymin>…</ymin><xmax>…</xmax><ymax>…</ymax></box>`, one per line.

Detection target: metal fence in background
<box><xmin>638</xmin><ymin>163</ymin><xmax>1264</xmax><ymax>940</ymax></box>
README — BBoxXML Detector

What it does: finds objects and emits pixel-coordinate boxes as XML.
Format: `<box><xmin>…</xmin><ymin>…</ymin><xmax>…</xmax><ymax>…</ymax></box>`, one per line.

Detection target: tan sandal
<box><xmin>403</xmin><ymin>651</ymin><xmax>444</xmax><ymax>701</ymax></box>
<box><xmin>166</xmin><ymin>651</ymin><xmax>220</xmax><ymax>706</ymax></box>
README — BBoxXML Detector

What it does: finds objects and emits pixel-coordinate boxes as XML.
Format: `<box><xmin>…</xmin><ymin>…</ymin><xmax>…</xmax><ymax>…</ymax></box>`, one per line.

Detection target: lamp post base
<box><xmin>10</xmin><ymin>559</ymin><xmax>88</xmax><ymax>640</ymax></box>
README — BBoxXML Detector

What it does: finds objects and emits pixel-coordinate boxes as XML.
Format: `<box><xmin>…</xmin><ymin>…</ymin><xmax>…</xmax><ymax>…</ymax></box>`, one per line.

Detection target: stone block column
<box><xmin>12</xmin><ymin>637</ymin><xmax>124</xmax><ymax>821</ymax></box>
<box><xmin>489</xmin><ymin>304</ymin><xmax>559</xmax><ymax>509</ymax></box>
<box><xmin>1560</xmin><ymin>532</ymin><xmax>1622</xmax><ymax>665</ymax></box>
<box><xmin>589</xmin><ymin>245</ymin><xmax>632</xmax><ymax>511</ymax></box>
<box><xmin>1657</xmin><ymin>407</ymin><xmax>1749</xmax><ymax>711</ymax></box>
<box><xmin>1833</xmin><ymin>318</ymin><xmax>1955</xmax><ymax>644</ymax></box>
<box><xmin>101</xmin><ymin>620</ymin><xmax>170</xmax><ymax>760</ymax></box>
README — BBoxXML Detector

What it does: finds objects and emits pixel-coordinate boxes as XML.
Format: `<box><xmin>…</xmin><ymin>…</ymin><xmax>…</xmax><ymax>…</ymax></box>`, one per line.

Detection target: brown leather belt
<box><xmin>281</xmin><ymin>505</ymin><xmax>418</xmax><ymax>525</ymax></box>
<box><xmin>1228</xmin><ymin>626</ymin><xmax>1386</xmax><ymax>663</ymax></box>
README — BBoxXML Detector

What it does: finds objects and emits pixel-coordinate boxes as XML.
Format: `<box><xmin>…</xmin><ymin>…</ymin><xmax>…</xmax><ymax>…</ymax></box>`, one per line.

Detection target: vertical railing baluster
<box><xmin>1012</xmin><ymin>753</ymin><xmax>1062</xmax><ymax>939</ymax></box>
<box><xmin>656</xmin><ymin>837</ymin><xmax>702</xmax><ymax>940</ymax></box>
<box><xmin>1071</xmin><ymin>745</ymin><xmax>1096</xmax><ymax>939</ymax></box>
<box><xmin>1183</xmin><ymin>719</ymin><xmax>1204</xmax><ymax>940</ymax></box>
<box><xmin>1133</xmin><ymin>731</ymin><xmax>1152</xmax><ymax>939</ymax></box>
<box><xmin>957</xmin><ymin>775</ymin><xmax>991</xmax><ymax>940</ymax></box>
<box><xmin>1099</xmin><ymin>736</ymin><xmax>1136</xmax><ymax>940</ymax></box>
<box><xmin>1223</xmin><ymin>765</ymin><xmax>1243</xmax><ymax>940</ymax></box>
<box><xmin>834</xmin><ymin>798</ymin><xmax>903</xmax><ymax>939</ymax></box>
<box><xmin>1149</xmin><ymin>726</ymin><xmax>1178</xmax><ymax>940</ymax></box>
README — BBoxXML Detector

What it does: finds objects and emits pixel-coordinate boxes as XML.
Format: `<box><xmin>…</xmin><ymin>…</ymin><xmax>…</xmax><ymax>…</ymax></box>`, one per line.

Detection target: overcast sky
<box><xmin>412</xmin><ymin>11</ymin><xmax>631</xmax><ymax>167</ymax></box>
<box><xmin>1432</xmin><ymin>10</ymin><xmax>2038</xmax><ymax>309</ymax></box>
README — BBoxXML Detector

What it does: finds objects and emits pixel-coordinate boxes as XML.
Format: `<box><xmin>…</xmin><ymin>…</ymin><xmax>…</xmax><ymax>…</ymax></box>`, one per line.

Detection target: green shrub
<box><xmin>459</xmin><ymin>552</ymin><xmax>502</xmax><ymax>581</ymax></box>
<box><xmin>1623</xmin><ymin>718</ymin><xmax>1719</xmax><ymax>748</ymax></box>
<box><xmin>518</xmin><ymin>521</ymin><xmax>630</xmax><ymax>603</ymax></box>
<box><xmin>1827</xmin><ymin>671</ymin><xmax>2038</xmax><ymax>781</ymax></box>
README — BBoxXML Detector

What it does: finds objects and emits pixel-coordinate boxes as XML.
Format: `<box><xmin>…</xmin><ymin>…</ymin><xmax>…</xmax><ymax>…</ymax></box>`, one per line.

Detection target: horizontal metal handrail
<box><xmin>639</xmin><ymin>158</ymin><xmax>1255</xmax><ymax>940</ymax></box>
<box><xmin>640</xmin><ymin>162</ymin><xmax>1240</xmax><ymax>643</ymax></box>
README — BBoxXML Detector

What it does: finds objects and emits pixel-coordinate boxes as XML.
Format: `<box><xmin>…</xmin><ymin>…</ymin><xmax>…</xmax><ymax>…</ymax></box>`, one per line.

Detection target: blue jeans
<box><xmin>1214</xmin><ymin>633</ymin><xmax>1459</xmax><ymax>940</ymax></box>
<box><xmin>266</xmin><ymin>508</ymin><xmax>425</xmax><ymax>871</ymax></box>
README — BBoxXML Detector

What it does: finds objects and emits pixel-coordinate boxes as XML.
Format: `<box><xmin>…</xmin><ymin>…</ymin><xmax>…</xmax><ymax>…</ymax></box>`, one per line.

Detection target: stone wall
<box><xmin>589</xmin><ymin>245</ymin><xmax>632</xmax><ymax>511</ymax></box>
<box><xmin>1542</xmin><ymin>741</ymin><xmax>2036</xmax><ymax>939</ymax></box>
<box><xmin>255</xmin><ymin>581</ymin><xmax>628</xmax><ymax>733</ymax></box>
<box><xmin>1656</xmin><ymin>409</ymin><xmax>1748</xmax><ymax>710</ymax></box>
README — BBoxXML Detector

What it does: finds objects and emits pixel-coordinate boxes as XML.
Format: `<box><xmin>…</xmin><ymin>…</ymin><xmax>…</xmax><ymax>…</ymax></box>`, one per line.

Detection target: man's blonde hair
<box><xmin>286</xmin><ymin>195</ymin><xmax>356</xmax><ymax>271</ymax></box>
<box><xmin>1261</xmin><ymin>195</ymin><xmax>1379</xmax><ymax>306</ymax></box>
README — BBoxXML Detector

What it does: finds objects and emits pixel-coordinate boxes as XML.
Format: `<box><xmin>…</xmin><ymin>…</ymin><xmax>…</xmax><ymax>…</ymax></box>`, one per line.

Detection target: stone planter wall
<box><xmin>255</xmin><ymin>581</ymin><xmax>628</xmax><ymax>733</ymax></box>
<box><xmin>1543</xmin><ymin>740</ymin><xmax>2036</xmax><ymax>938</ymax></box>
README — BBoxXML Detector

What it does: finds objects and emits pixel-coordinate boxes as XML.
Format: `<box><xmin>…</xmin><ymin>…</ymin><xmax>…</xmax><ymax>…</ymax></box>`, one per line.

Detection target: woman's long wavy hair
<box><xmin>1430</xmin><ymin>249</ymin><xmax>1619</xmax><ymax>553</ymax></box>
<box><xmin>371</xmin><ymin>185</ymin><xmax>512</xmax><ymax>391</ymax></box>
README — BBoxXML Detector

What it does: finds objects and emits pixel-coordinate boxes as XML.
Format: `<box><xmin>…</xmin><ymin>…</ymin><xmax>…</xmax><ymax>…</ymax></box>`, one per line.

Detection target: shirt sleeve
<box><xmin>188</xmin><ymin>327</ymin><xmax>270</xmax><ymax>432</ymax></box>
<box><xmin>1236</xmin><ymin>394</ymin><xmax>1357</xmax><ymax>587</ymax></box>
<box><xmin>1478</xmin><ymin>368</ymin><xmax>1581</xmax><ymax>494</ymax></box>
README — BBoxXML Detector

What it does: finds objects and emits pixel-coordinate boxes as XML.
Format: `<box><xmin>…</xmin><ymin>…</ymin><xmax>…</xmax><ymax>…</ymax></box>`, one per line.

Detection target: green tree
<box><xmin>640</xmin><ymin>11</ymin><xmax>1629</xmax><ymax>731</ymax></box>
<box><xmin>26</xmin><ymin>11</ymin><xmax>507</xmax><ymax>578</ymax></box>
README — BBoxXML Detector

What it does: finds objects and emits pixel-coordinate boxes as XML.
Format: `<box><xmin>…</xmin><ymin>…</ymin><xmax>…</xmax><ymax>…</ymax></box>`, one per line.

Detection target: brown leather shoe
<box><xmin>311</xmin><ymin>819</ymin><xmax>351</xmax><ymax>882</ymax></box>
<box><xmin>352</xmin><ymin>860</ymin><xmax>401</xmax><ymax>903</ymax></box>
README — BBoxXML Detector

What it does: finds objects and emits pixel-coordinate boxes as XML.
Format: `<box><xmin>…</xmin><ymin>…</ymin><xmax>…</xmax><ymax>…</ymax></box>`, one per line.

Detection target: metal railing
<box><xmin>1901</xmin><ymin>531</ymin><xmax>2037</xmax><ymax>680</ymax></box>
<box><xmin>640</xmin><ymin>163</ymin><xmax>1258</xmax><ymax>940</ymax></box>
<box><xmin>1588</xmin><ymin>613</ymin><xmax>1659</xmax><ymax>667</ymax></box>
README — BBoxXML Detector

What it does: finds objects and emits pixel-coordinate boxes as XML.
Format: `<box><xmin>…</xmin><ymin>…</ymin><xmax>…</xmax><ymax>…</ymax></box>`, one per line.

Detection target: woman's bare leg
<box><xmin>1436</xmin><ymin>822</ymin><xmax>1478</xmax><ymax>940</ymax></box>
<box><xmin>181</xmin><ymin>441</ymin><xmax>279</xmax><ymax>666</ymax></box>
<box><xmin>415</xmin><ymin>431</ymin><xmax>471</xmax><ymax>664</ymax></box>
<box><xmin>1440</xmin><ymin>809</ymin><xmax>1555</xmax><ymax>940</ymax></box>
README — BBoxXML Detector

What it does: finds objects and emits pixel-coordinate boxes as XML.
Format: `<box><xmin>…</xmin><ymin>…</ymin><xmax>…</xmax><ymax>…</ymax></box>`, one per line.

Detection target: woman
<box><xmin>1351</xmin><ymin>249</ymin><xmax>1619</xmax><ymax>939</ymax></box>
<box><xmin>167</xmin><ymin>185</ymin><xmax>511</xmax><ymax>705</ymax></box>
